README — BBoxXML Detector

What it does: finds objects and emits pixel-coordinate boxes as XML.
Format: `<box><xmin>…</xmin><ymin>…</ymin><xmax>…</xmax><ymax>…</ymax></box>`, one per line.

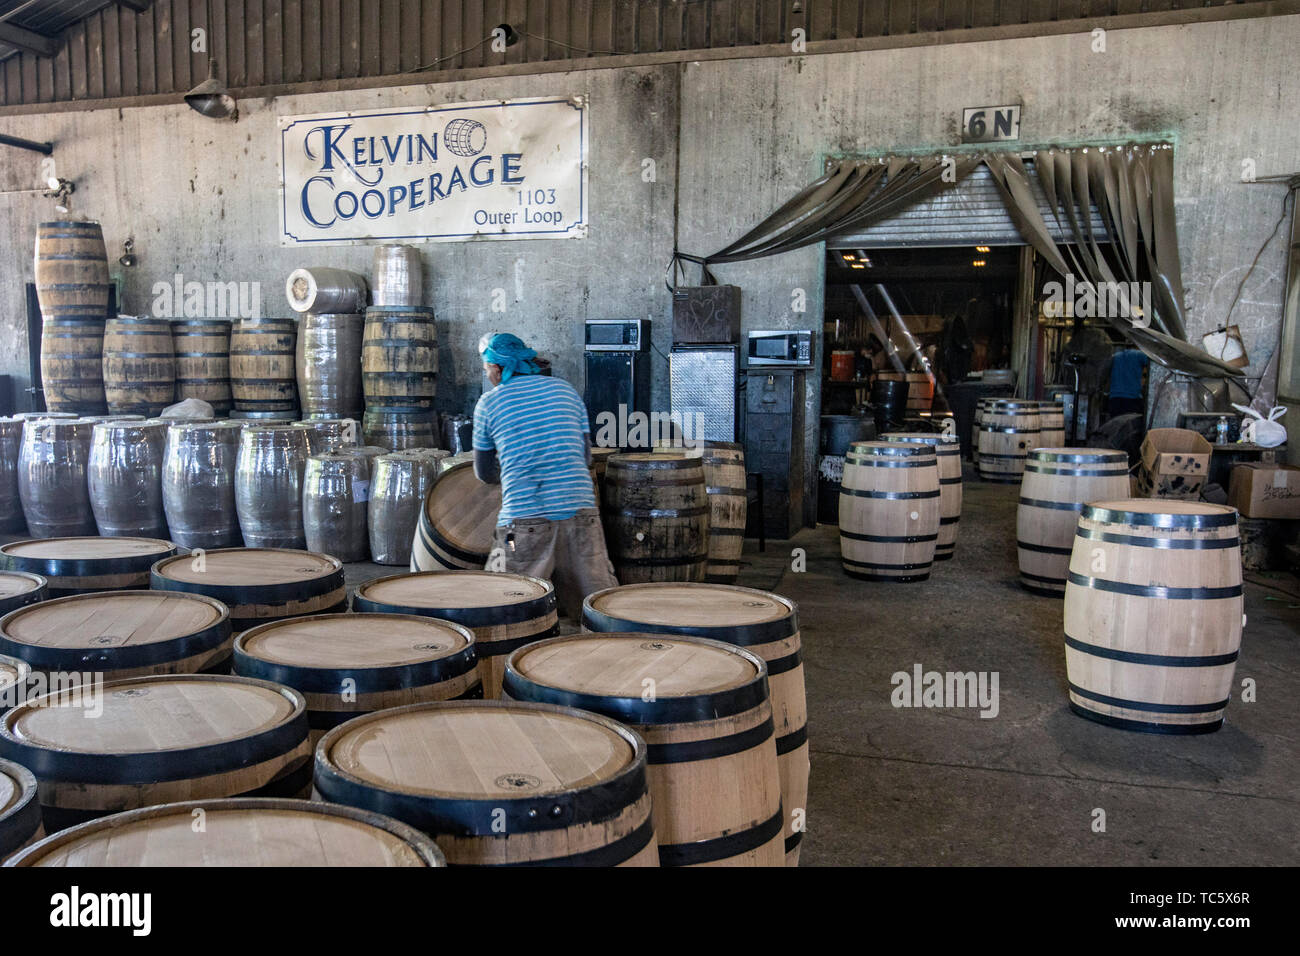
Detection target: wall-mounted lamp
<box><xmin>119</xmin><ymin>238</ymin><xmax>137</xmax><ymax>268</ymax></box>
<box><xmin>185</xmin><ymin>59</ymin><xmax>239</xmax><ymax>121</ymax></box>
<box><xmin>43</xmin><ymin>177</ymin><xmax>75</xmax><ymax>213</ymax></box>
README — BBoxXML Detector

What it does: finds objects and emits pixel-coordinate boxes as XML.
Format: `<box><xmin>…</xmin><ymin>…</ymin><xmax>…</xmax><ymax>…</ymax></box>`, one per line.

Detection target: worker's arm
<box><xmin>474</xmin><ymin>448</ymin><xmax>500</xmax><ymax>485</ymax></box>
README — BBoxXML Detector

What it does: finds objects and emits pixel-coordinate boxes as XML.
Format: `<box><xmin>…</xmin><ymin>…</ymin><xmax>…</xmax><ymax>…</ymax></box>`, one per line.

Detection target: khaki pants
<box><xmin>489</xmin><ymin>508</ymin><xmax>619</xmax><ymax>621</ymax></box>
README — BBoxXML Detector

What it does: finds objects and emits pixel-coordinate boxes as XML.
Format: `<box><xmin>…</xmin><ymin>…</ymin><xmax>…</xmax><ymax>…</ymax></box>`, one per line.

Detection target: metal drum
<box><xmin>371</xmin><ymin>245</ymin><xmax>423</xmax><ymax>306</ymax></box>
<box><xmin>368</xmin><ymin>452</ymin><xmax>438</xmax><ymax>566</ymax></box>
<box><xmin>87</xmin><ymin>420</ymin><xmax>170</xmax><ymax>538</ymax></box>
<box><xmin>17</xmin><ymin>418</ymin><xmax>96</xmax><ymax>538</ymax></box>
<box><xmin>285</xmin><ymin>267</ymin><xmax>368</xmax><ymax>314</ymax></box>
<box><xmin>302</xmin><ymin>453</ymin><xmax>370</xmax><ymax>563</ymax></box>
<box><xmin>0</xmin><ymin>418</ymin><xmax>26</xmax><ymax>533</ymax></box>
<box><xmin>296</xmin><ymin>312</ymin><xmax>365</xmax><ymax>421</ymax></box>
<box><xmin>234</xmin><ymin>425</ymin><xmax>311</xmax><ymax>549</ymax></box>
<box><xmin>162</xmin><ymin>421</ymin><xmax>244</xmax><ymax>550</ymax></box>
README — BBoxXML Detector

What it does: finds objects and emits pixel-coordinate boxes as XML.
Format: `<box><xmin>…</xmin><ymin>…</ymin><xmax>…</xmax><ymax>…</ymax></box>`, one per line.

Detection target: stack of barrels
<box><xmin>34</xmin><ymin>221</ymin><xmax>111</xmax><ymax>415</ymax></box>
<box><xmin>363</xmin><ymin>247</ymin><xmax>436</xmax><ymax>451</ymax></box>
<box><xmin>288</xmin><ymin>268</ymin><xmax>368</xmax><ymax>423</ymax></box>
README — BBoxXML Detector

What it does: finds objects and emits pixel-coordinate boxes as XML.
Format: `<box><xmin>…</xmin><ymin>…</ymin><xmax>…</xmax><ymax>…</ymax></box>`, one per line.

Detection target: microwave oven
<box><xmin>747</xmin><ymin>330</ymin><xmax>813</xmax><ymax>367</ymax></box>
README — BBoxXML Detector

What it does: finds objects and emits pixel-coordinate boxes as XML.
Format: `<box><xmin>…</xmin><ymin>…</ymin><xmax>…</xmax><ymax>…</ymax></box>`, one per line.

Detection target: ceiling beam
<box><xmin>116</xmin><ymin>0</ymin><xmax>153</xmax><ymax>11</ymax></box>
<box><xmin>0</xmin><ymin>23</ymin><xmax>56</xmax><ymax>58</ymax></box>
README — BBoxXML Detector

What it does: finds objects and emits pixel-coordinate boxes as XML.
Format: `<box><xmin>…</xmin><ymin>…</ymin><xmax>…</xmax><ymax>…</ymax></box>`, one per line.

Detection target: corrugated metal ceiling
<box><xmin>0</xmin><ymin>0</ymin><xmax>120</xmax><ymax>63</ymax></box>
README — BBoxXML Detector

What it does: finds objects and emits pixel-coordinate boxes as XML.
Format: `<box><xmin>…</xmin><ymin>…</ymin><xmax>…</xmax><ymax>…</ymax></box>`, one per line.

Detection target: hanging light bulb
<box><xmin>185</xmin><ymin>59</ymin><xmax>238</xmax><ymax>121</ymax></box>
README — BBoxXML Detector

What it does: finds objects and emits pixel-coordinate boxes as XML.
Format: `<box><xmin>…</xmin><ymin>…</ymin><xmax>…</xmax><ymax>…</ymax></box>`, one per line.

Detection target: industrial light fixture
<box><xmin>42</xmin><ymin>177</ymin><xmax>75</xmax><ymax>213</ymax></box>
<box><xmin>842</xmin><ymin>253</ymin><xmax>856</xmax><ymax>261</ymax></box>
<box><xmin>975</xmin><ymin>245</ymin><xmax>991</xmax><ymax>253</ymax></box>
<box><xmin>972</xmin><ymin>259</ymin><xmax>987</xmax><ymax>267</ymax></box>
<box><xmin>119</xmin><ymin>238</ymin><xmax>137</xmax><ymax>268</ymax></box>
<box><xmin>185</xmin><ymin>59</ymin><xmax>238</xmax><ymax>121</ymax></box>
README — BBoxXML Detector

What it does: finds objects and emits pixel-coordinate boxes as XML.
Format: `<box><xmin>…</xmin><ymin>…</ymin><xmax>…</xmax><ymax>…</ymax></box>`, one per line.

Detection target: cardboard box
<box><xmin>1228</xmin><ymin>464</ymin><xmax>1300</xmax><ymax>519</ymax></box>
<box><xmin>1137</xmin><ymin>428</ymin><xmax>1212</xmax><ymax>499</ymax></box>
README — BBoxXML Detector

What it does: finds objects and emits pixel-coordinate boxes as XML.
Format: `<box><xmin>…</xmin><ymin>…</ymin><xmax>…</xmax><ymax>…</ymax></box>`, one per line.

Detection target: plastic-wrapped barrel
<box><xmin>368</xmin><ymin>452</ymin><xmax>438</xmax><ymax>566</ymax></box>
<box><xmin>363</xmin><ymin>408</ymin><xmax>437</xmax><ymax>451</ymax></box>
<box><xmin>39</xmin><ymin>318</ymin><xmax>107</xmax><ymax>415</ymax></box>
<box><xmin>230</xmin><ymin>317</ymin><xmax>298</xmax><ymax>415</ymax></box>
<box><xmin>1064</xmin><ymin>500</ymin><xmax>1243</xmax><ymax>734</ymax></box>
<box><xmin>292</xmin><ymin>418</ymin><xmax>360</xmax><ymax>454</ymax></box>
<box><xmin>171</xmin><ymin>318</ymin><xmax>232</xmax><ymax>414</ymax></box>
<box><xmin>285</xmin><ymin>267</ymin><xmax>368</xmax><ymax>314</ymax></box>
<box><xmin>839</xmin><ymin>441</ymin><xmax>940</xmax><ymax>582</ymax></box>
<box><xmin>881</xmin><ymin>432</ymin><xmax>962</xmax><ymax>560</ymax></box>
<box><xmin>296</xmin><ymin>312</ymin><xmax>365</xmax><ymax>420</ymax></box>
<box><xmin>87</xmin><ymin>420</ymin><xmax>169</xmax><ymax>538</ymax></box>
<box><xmin>303</xmin><ymin>453</ymin><xmax>370</xmax><ymax>562</ymax></box>
<box><xmin>17</xmin><ymin>418</ymin><xmax>96</xmax><ymax>538</ymax></box>
<box><xmin>0</xmin><ymin>418</ymin><xmax>26</xmax><ymax>533</ymax></box>
<box><xmin>362</xmin><ymin>306</ymin><xmax>437</xmax><ymax>410</ymax></box>
<box><xmin>978</xmin><ymin>400</ymin><xmax>1041</xmax><ymax>482</ymax></box>
<box><xmin>372</xmin><ymin>245</ymin><xmax>423</xmax><ymax>306</ymax></box>
<box><xmin>101</xmin><ymin>316</ymin><xmax>175</xmax><ymax>416</ymax></box>
<box><xmin>602</xmin><ymin>454</ymin><xmax>709</xmax><ymax>584</ymax></box>
<box><xmin>162</xmin><ymin>421</ymin><xmax>243</xmax><ymax>550</ymax></box>
<box><xmin>235</xmin><ymin>425</ymin><xmax>311</xmax><ymax>549</ymax></box>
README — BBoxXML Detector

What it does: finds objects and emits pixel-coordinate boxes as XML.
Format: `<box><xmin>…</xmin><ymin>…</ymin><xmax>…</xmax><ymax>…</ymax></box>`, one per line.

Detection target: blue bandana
<box><xmin>480</xmin><ymin>333</ymin><xmax>540</xmax><ymax>383</ymax></box>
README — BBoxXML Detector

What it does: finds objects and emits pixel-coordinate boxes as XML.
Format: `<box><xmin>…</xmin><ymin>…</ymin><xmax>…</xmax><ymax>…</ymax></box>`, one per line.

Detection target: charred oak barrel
<box><xmin>162</xmin><ymin>420</ymin><xmax>243</xmax><ymax>549</ymax></box>
<box><xmin>101</xmin><ymin>316</ymin><xmax>175</xmax><ymax>416</ymax></box>
<box><xmin>302</xmin><ymin>453</ymin><xmax>370</xmax><ymax>563</ymax></box>
<box><xmin>235</xmin><ymin>425</ymin><xmax>311</xmax><ymax>549</ymax></box>
<box><xmin>602</xmin><ymin>454</ymin><xmax>709</xmax><ymax>584</ymax></box>
<box><xmin>17</xmin><ymin>418</ymin><xmax>96</xmax><ymax>538</ymax></box>
<box><xmin>88</xmin><ymin>420</ymin><xmax>170</xmax><ymax>538</ymax></box>
<box><xmin>362</xmin><ymin>306</ymin><xmax>437</xmax><ymax>411</ymax></box>
<box><xmin>368</xmin><ymin>452</ymin><xmax>438</xmax><ymax>566</ymax></box>
<box><xmin>230</xmin><ymin>317</ymin><xmax>298</xmax><ymax>415</ymax></box>
<box><xmin>171</xmin><ymin>318</ymin><xmax>233</xmax><ymax>414</ymax></box>
<box><xmin>297</xmin><ymin>312</ymin><xmax>365</xmax><ymax>421</ymax></box>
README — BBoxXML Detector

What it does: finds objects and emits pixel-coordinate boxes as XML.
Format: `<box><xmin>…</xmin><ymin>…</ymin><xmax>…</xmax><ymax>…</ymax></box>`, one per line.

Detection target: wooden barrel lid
<box><xmin>357</xmin><ymin>570</ymin><xmax>552</xmax><ymax>612</ymax></box>
<box><xmin>7</xmin><ymin>798</ymin><xmax>446</xmax><ymax>867</ymax></box>
<box><xmin>319</xmin><ymin>700</ymin><xmax>637</xmax><ymax>800</ymax></box>
<box><xmin>0</xmin><ymin>674</ymin><xmax>304</xmax><ymax>757</ymax></box>
<box><xmin>0</xmin><ymin>537</ymin><xmax>175</xmax><ymax>563</ymax></box>
<box><xmin>425</xmin><ymin>463</ymin><xmax>501</xmax><ymax>555</ymax></box>
<box><xmin>1081</xmin><ymin>499</ymin><xmax>1239</xmax><ymax>529</ymax></box>
<box><xmin>583</xmin><ymin>582</ymin><xmax>796</xmax><ymax>646</ymax></box>
<box><xmin>152</xmin><ymin>548</ymin><xmax>342</xmax><ymax>587</ymax></box>
<box><xmin>0</xmin><ymin>572</ymin><xmax>46</xmax><ymax>603</ymax></box>
<box><xmin>0</xmin><ymin>591</ymin><xmax>229</xmax><ymax>671</ymax></box>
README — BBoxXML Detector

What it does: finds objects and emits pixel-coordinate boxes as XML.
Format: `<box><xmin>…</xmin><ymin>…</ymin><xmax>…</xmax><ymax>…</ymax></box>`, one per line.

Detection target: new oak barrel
<box><xmin>978</xmin><ymin>400</ymin><xmax>1041</xmax><ymax>482</ymax></box>
<box><xmin>882</xmin><ymin>432</ymin><xmax>962</xmax><ymax>560</ymax></box>
<box><xmin>0</xmin><ymin>537</ymin><xmax>177</xmax><ymax>595</ymax></box>
<box><xmin>602</xmin><ymin>454</ymin><xmax>709</xmax><ymax>583</ymax></box>
<box><xmin>234</xmin><ymin>613</ymin><xmax>481</xmax><ymax>743</ymax></box>
<box><xmin>1034</xmin><ymin>402</ymin><xmax>1066</xmax><ymax>449</ymax></box>
<box><xmin>161</xmin><ymin>420</ymin><xmax>243</xmax><ymax>549</ymax></box>
<box><xmin>0</xmin><ymin>757</ymin><xmax>43</xmax><ymax>863</ymax></box>
<box><xmin>0</xmin><ymin>591</ymin><xmax>233</xmax><ymax>683</ymax></box>
<box><xmin>0</xmin><ymin>572</ymin><xmax>47</xmax><ymax>616</ymax></box>
<box><xmin>101</xmin><ymin>316</ymin><xmax>175</xmax><ymax>416</ymax></box>
<box><xmin>150</xmin><ymin>548</ymin><xmax>346</xmax><ymax>632</ymax></box>
<box><xmin>362</xmin><ymin>306</ymin><xmax>437</xmax><ymax>410</ymax></box>
<box><xmin>0</xmin><ymin>418</ymin><xmax>27</xmax><ymax>533</ymax></box>
<box><xmin>5</xmin><ymin>797</ymin><xmax>445</xmax><ymax>867</ymax></box>
<box><xmin>87</xmin><ymin>420</ymin><xmax>170</xmax><ymax>538</ymax></box>
<box><xmin>171</xmin><ymin>318</ymin><xmax>233</xmax><ymax>414</ymax></box>
<box><xmin>1063</xmin><ymin>500</ymin><xmax>1244</xmax><ymax>734</ymax></box>
<box><xmin>368</xmin><ymin>452</ymin><xmax>438</xmax><ymax>565</ymax></box>
<box><xmin>0</xmin><ymin>673</ymin><xmax>312</xmax><ymax>831</ymax></box>
<box><xmin>1017</xmin><ymin>449</ymin><xmax>1131</xmax><ymax>596</ymax></box>
<box><xmin>353</xmin><ymin>570</ymin><xmax>558</xmax><ymax>699</ymax></box>
<box><xmin>410</xmin><ymin>461</ymin><xmax>501</xmax><ymax>572</ymax></box>
<box><xmin>839</xmin><ymin>441</ymin><xmax>940</xmax><ymax>582</ymax></box>
<box><xmin>18</xmin><ymin>418</ymin><xmax>96</xmax><ymax>538</ymax></box>
<box><xmin>230</xmin><ymin>317</ymin><xmax>298</xmax><ymax>414</ymax></box>
<box><xmin>314</xmin><ymin>699</ymin><xmax>658</xmax><ymax>866</ymax></box>
<box><xmin>582</xmin><ymin>582</ymin><xmax>808</xmax><ymax>865</ymax></box>
<box><xmin>688</xmin><ymin>441</ymin><xmax>747</xmax><ymax>583</ymax></box>
<box><xmin>235</xmin><ymin>425</ymin><xmax>311</xmax><ymax>549</ymax></box>
<box><xmin>503</xmin><ymin>633</ymin><xmax>784</xmax><ymax>867</ymax></box>
<box><xmin>302</xmin><ymin>453</ymin><xmax>370</xmax><ymax>563</ymax></box>
<box><xmin>297</xmin><ymin>312</ymin><xmax>365</xmax><ymax>421</ymax></box>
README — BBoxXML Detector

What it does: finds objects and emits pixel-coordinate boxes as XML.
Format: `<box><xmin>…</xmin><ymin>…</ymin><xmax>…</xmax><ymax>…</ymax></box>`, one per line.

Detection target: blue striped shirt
<box><xmin>472</xmin><ymin>375</ymin><xmax>596</xmax><ymax>525</ymax></box>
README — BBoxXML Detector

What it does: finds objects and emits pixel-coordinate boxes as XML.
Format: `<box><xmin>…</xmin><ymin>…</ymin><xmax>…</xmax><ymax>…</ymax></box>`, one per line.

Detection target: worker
<box><xmin>472</xmin><ymin>332</ymin><xmax>618</xmax><ymax>619</ymax></box>
<box><xmin>1105</xmin><ymin>346</ymin><xmax>1150</xmax><ymax>418</ymax></box>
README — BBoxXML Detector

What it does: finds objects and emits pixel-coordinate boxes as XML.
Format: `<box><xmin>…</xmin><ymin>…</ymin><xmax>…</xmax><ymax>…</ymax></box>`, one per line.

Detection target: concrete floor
<box><xmin>337</xmin><ymin>466</ymin><xmax>1300</xmax><ymax>866</ymax></box>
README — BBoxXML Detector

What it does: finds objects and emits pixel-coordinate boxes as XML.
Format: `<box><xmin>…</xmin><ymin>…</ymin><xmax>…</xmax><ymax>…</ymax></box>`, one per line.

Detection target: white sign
<box><xmin>961</xmin><ymin>105</ymin><xmax>1021</xmax><ymax>143</ymax></box>
<box><xmin>279</xmin><ymin>96</ymin><xmax>588</xmax><ymax>245</ymax></box>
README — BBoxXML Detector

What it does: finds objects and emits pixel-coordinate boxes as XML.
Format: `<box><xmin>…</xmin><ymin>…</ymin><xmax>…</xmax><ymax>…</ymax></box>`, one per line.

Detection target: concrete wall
<box><xmin>2</xmin><ymin>14</ymin><xmax>1298</xmax><ymax>515</ymax></box>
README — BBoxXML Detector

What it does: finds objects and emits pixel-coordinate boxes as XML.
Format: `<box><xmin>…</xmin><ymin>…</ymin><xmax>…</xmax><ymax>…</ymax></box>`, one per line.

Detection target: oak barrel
<box><xmin>686</xmin><ymin>441</ymin><xmax>747</xmax><ymax>583</ymax></box>
<box><xmin>17</xmin><ymin>417</ymin><xmax>96</xmax><ymax>538</ymax></box>
<box><xmin>234</xmin><ymin>613</ymin><xmax>481</xmax><ymax>742</ymax></box>
<box><xmin>151</xmin><ymin>547</ymin><xmax>345</xmax><ymax>631</ymax></box>
<box><xmin>1017</xmin><ymin>449</ymin><xmax>1132</xmax><ymax>596</ymax></box>
<box><xmin>88</xmin><ymin>420</ymin><xmax>170</xmax><ymax>538</ymax></box>
<box><xmin>353</xmin><ymin>570</ymin><xmax>557</xmax><ymax>699</ymax></box>
<box><xmin>0</xmin><ymin>537</ymin><xmax>176</xmax><ymax>596</ymax></box>
<box><xmin>1035</xmin><ymin>401</ymin><xmax>1066</xmax><ymax>449</ymax></box>
<box><xmin>0</xmin><ymin>590</ymin><xmax>232</xmax><ymax>682</ymax></box>
<box><xmin>161</xmin><ymin>420</ymin><xmax>243</xmax><ymax>549</ymax></box>
<box><xmin>503</xmin><ymin>633</ymin><xmax>783</xmax><ymax>867</ymax></box>
<box><xmin>171</xmin><ymin>318</ymin><xmax>233</xmax><ymax>414</ymax></box>
<box><xmin>410</xmin><ymin>461</ymin><xmax>500</xmax><ymax>572</ymax></box>
<box><xmin>362</xmin><ymin>306</ymin><xmax>437</xmax><ymax>410</ymax></box>
<box><xmin>881</xmin><ymin>432</ymin><xmax>963</xmax><ymax>560</ymax></box>
<box><xmin>101</xmin><ymin>316</ymin><xmax>176</xmax><ymax>416</ymax></box>
<box><xmin>0</xmin><ymin>673</ymin><xmax>311</xmax><ymax>831</ymax></box>
<box><xmin>314</xmin><ymin>699</ymin><xmax>658</xmax><ymax>866</ymax></box>
<box><xmin>230</xmin><ymin>317</ymin><xmax>298</xmax><ymax>414</ymax></box>
<box><xmin>978</xmin><ymin>400</ymin><xmax>1041</xmax><ymax>482</ymax></box>
<box><xmin>362</xmin><ymin>407</ymin><xmax>437</xmax><ymax>451</ymax></box>
<box><xmin>6</xmin><ymin>797</ymin><xmax>445</xmax><ymax>867</ymax></box>
<box><xmin>0</xmin><ymin>572</ymin><xmax>47</xmax><ymax>616</ymax></box>
<box><xmin>235</xmin><ymin>425</ymin><xmax>311</xmax><ymax>549</ymax></box>
<box><xmin>0</xmin><ymin>757</ymin><xmax>43</xmax><ymax>863</ymax></box>
<box><xmin>602</xmin><ymin>453</ymin><xmax>709</xmax><ymax>584</ymax></box>
<box><xmin>0</xmin><ymin>418</ymin><xmax>26</xmax><ymax>533</ymax></box>
<box><xmin>583</xmin><ymin>582</ymin><xmax>808</xmax><ymax>865</ymax></box>
<box><xmin>302</xmin><ymin>453</ymin><xmax>370</xmax><ymax>563</ymax></box>
<box><xmin>1063</xmin><ymin>500</ymin><xmax>1243</xmax><ymax>734</ymax></box>
<box><xmin>368</xmin><ymin>452</ymin><xmax>438</xmax><ymax>566</ymax></box>
<box><xmin>34</xmin><ymin>221</ymin><xmax>109</xmax><ymax>318</ymax></box>
<box><xmin>297</xmin><ymin>312</ymin><xmax>365</xmax><ymax>420</ymax></box>
<box><xmin>40</xmin><ymin>319</ymin><xmax>107</xmax><ymax>415</ymax></box>
<box><xmin>839</xmin><ymin>441</ymin><xmax>941</xmax><ymax>582</ymax></box>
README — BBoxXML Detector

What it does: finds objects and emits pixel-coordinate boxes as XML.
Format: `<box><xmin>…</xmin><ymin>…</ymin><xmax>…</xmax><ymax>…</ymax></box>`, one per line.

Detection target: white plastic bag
<box><xmin>158</xmin><ymin>397</ymin><xmax>216</xmax><ymax>420</ymax></box>
<box><xmin>1231</xmin><ymin>404</ymin><xmax>1288</xmax><ymax>447</ymax></box>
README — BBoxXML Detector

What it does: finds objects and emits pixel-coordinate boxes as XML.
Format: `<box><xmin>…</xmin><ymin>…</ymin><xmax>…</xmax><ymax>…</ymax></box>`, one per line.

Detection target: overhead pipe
<box><xmin>0</xmin><ymin>132</ymin><xmax>53</xmax><ymax>155</ymax></box>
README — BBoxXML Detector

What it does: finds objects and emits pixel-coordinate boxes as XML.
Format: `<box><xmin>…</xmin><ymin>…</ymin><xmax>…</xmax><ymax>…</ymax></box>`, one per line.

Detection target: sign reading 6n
<box><xmin>962</xmin><ymin>105</ymin><xmax>1021</xmax><ymax>143</ymax></box>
